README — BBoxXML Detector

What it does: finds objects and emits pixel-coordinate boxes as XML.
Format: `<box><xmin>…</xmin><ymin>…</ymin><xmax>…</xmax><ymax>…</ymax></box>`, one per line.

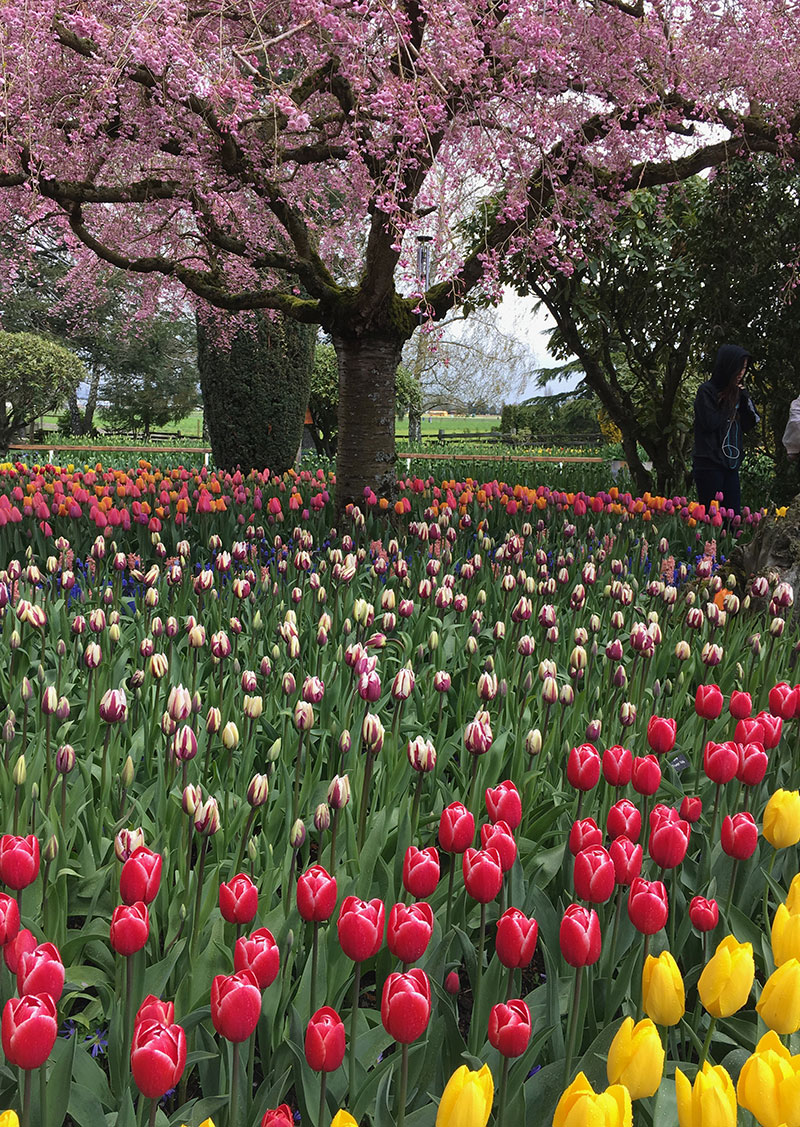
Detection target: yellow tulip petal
<box><xmin>332</xmin><ymin>1113</ymin><xmax>359</xmax><ymax>1127</ymax></box>
<box><xmin>0</xmin><ymin>1113</ymin><xmax>20</xmax><ymax>1127</ymax></box>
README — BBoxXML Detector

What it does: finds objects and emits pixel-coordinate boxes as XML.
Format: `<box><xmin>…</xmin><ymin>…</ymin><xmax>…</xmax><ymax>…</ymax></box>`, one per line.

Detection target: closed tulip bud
<box><xmin>567</xmin><ymin>743</ymin><xmax>601</xmax><ymax>791</ymax></box>
<box><xmin>361</xmin><ymin>712</ymin><xmax>384</xmax><ymax>754</ymax></box>
<box><xmin>689</xmin><ymin>896</ymin><xmax>719</xmax><ymax>932</ymax></box>
<box><xmin>436</xmin><ymin>1064</ymin><xmax>494</xmax><ymax>1127</ymax></box>
<box><xmin>407</xmin><ymin>736</ymin><xmax>436</xmax><ymax>772</ymax></box>
<box><xmin>560</xmin><ymin>903</ymin><xmax>601</xmax><ymax>967</ymax></box>
<box><xmin>607</xmin><ymin>799</ymin><xmax>641</xmax><ymax>842</ymax></box>
<box><xmin>609</xmin><ymin>836</ymin><xmax>642</xmax><ymax>886</ymax></box>
<box><xmin>99</xmin><ymin>687</ymin><xmax>127</xmax><ymax>724</ymax></box>
<box><xmin>720</xmin><ymin>811</ymin><xmax>758</xmax><ymax>860</ymax></box>
<box><xmin>290</xmin><ymin>819</ymin><xmax>306</xmax><ymax>849</ymax></box>
<box><xmin>211</xmin><ymin>970</ymin><xmax>262</xmax><ymax>1043</ymax></box>
<box><xmin>631</xmin><ymin>755</ymin><xmax>661</xmax><ymax>796</ymax></box>
<box><xmin>304</xmin><ymin>1006</ymin><xmax>346</xmax><ymax>1072</ymax></box>
<box><xmin>619</xmin><ymin>701</ymin><xmax>636</xmax><ymax>727</ymax></box>
<box><xmin>205</xmin><ymin>707</ymin><xmax>221</xmax><ymax>735</ymax></box>
<box><xmin>1</xmin><ymin>992</ymin><xmax>59</xmax><ymax>1071</ymax></box>
<box><xmin>698</xmin><ymin>935</ymin><xmax>754</xmax><ymax>1017</ymax></box>
<box><xmin>756</xmin><ymin>958</ymin><xmax>800</xmax><ymax>1034</ymax></box>
<box><xmin>193</xmin><ymin>797</ymin><xmax>221</xmax><ymax>836</ymax></box>
<box><xmin>297</xmin><ymin>864</ymin><xmax>337</xmax><ymax>923</ymax></box>
<box><xmin>219</xmin><ymin>719</ymin><xmax>240</xmax><ymax>749</ymax></box>
<box><xmin>642</xmin><ymin>950</ymin><xmax>685</xmax><ymax>1026</ymax></box>
<box><xmin>729</xmin><ymin>690</ymin><xmax>752</xmax><ymax>719</ymax></box>
<box><xmin>607</xmin><ymin>1016</ymin><xmax>664</xmax><ymax>1099</ymax></box>
<box><xmin>525</xmin><ymin>729</ymin><xmax>542</xmax><ymax>757</ymax></box>
<box><xmin>737</xmin><ymin>1030</ymin><xmax>800</xmax><ymax>1127</ymax></box>
<box><xmin>554</xmin><ymin>1073</ymin><xmax>631</xmax><ymax>1127</ymax></box>
<box><xmin>119</xmin><ymin>756</ymin><xmax>134</xmax><ymax>789</ymax></box>
<box><xmin>219</xmin><ymin>873</ymin><xmax>258</xmax><ymax>925</ymax></box>
<box><xmin>327</xmin><ymin>774</ymin><xmax>351</xmax><ymax>809</ymax></box>
<box><xmin>628</xmin><ymin>877</ymin><xmax>668</xmax><ymax>935</ymax></box>
<box><xmin>247</xmin><ymin>774</ymin><xmax>269</xmax><ymax>807</ymax></box>
<box><xmin>40</xmin><ymin>686</ymin><xmax>58</xmax><ymax>716</ymax></box>
<box><xmin>573</xmin><ymin>846</ymin><xmax>615</xmax><ymax>904</ymax></box>
<box><xmin>381</xmin><ymin>968</ymin><xmax>431</xmax><ymax>1043</ymax></box>
<box><xmin>110</xmin><ymin>901</ymin><xmax>150</xmax><ymax>956</ymax></box>
<box><xmin>462</xmin><ymin>847</ymin><xmax>503</xmax><ymax>903</ymax></box>
<box><xmin>602</xmin><ymin>745</ymin><xmax>633</xmax><ymax>788</ymax></box>
<box><xmin>569</xmin><ymin>817</ymin><xmax>603</xmax><ymax>856</ymax></box>
<box><xmin>649</xmin><ymin>816</ymin><xmax>690</xmax><ymax>869</ymax></box>
<box><xmin>676</xmin><ymin>1063</ymin><xmax>736</xmax><ymax>1127</ymax></box>
<box><xmin>488</xmin><ymin>998</ymin><xmax>531</xmax><ymax>1058</ymax></box>
<box><xmin>115</xmin><ymin>827</ymin><xmax>145</xmax><ymax>863</ymax></box>
<box><xmin>485</xmin><ymin>781</ymin><xmax>522</xmax><ymax>830</ymax></box>
<box><xmin>646</xmin><ymin>716</ymin><xmax>676</xmax><ymax>755</ymax></box>
<box><xmin>695</xmin><ymin>683</ymin><xmax>723</xmax><ymax>720</ymax></box>
<box><xmin>313</xmin><ymin>803</ymin><xmax>330</xmax><ymax>833</ymax></box>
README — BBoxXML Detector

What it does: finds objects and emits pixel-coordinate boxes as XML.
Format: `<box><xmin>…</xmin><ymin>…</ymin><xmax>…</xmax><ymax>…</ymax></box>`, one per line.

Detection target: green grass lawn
<box><xmin>395</xmin><ymin>414</ymin><xmax>500</xmax><ymax>438</ymax></box>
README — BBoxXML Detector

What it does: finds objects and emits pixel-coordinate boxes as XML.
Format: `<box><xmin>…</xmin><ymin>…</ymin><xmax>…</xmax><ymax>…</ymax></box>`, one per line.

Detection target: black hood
<box><xmin>711</xmin><ymin>344</ymin><xmax>750</xmax><ymax>389</ymax></box>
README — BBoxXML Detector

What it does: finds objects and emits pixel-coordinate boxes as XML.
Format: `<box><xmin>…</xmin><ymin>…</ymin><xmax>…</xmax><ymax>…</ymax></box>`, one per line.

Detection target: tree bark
<box><xmin>332</xmin><ymin>333</ymin><xmax>404</xmax><ymax>512</ymax></box>
<box><xmin>82</xmin><ymin>366</ymin><xmax>102</xmax><ymax>433</ymax></box>
<box><xmin>620</xmin><ymin>431</ymin><xmax>653</xmax><ymax>495</ymax></box>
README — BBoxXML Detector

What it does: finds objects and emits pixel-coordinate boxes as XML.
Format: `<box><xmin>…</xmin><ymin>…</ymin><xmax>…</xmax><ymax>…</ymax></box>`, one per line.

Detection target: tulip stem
<box><xmin>564</xmin><ymin>964</ymin><xmax>584</xmax><ymax>1085</ymax></box>
<box><xmin>147</xmin><ymin>1099</ymin><xmax>157</xmax><ymax>1127</ymax></box>
<box><xmin>699</xmin><ymin>1016</ymin><xmax>717</xmax><ymax>1067</ymax></box>
<box><xmin>318</xmin><ymin>1070</ymin><xmax>328</xmax><ymax>1127</ymax></box>
<box><xmin>39</xmin><ymin>1062</ymin><xmax>47</xmax><ymax>1127</ymax></box>
<box><xmin>497</xmin><ymin>1055</ymin><xmax>510</xmax><ymax>1127</ymax></box>
<box><xmin>605</xmin><ymin>887</ymin><xmax>624</xmax><ymax>1023</ymax></box>
<box><xmin>763</xmin><ymin>849</ymin><xmax>778</xmax><ymax>937</ymax></box>
<box><xmin>636</xmin><ymin>935</ymin><xmax>650</xmax><ymax>1022</ymax></box>
<box><xmin>311</xmin><ymin>921</ymin><xmax>319</xmax><ymax>1017</ymax></box>
<box><xmin>694</xmin><ymin>719</ymin><xmax>709</xmax><ymax>792</ymax></box>
<box><xmin>470</xmin><ymin>902</ymin><xmax>487</xmax><ymax>1055</ymax></box>
<box><xmin>506</xmin><ymin>963</ymin><xmax>515</xmax><ymax>1001</ymax></box>
<box><xmin>409</xmin><ymin>772</ymin><xmax>424</xmax><ymax>845</ymax></box>
<box><xmin>356</xmin><ymin>750</ymin><xmax>375</xmax><ymax>852</ymax></box>
<box><xmin>20</xmin><ymin>1069</ymin><xmax>31</xmax><ymax>1127</ymax></box>
<box><xmin>190</xmin><ymin>835</ymin><xmax>210</xmax><ymax>960</ymax></box>
<box><xmin>397</xmin><ymin>1043</ymin><xmax>409</xmax><ymax>1127</ymax></box>
<box><xmin>467</xmin><ymin>754</ymin><xmax>480</xmax><ymax>829</ymax></box>
<box><xmin>329</xmin><ymin>808</ymin><xmax>339</xmax><ymax>873</ymax></box>
<box><xmin>348</xmin><ymin>963</ymin><xmax>362</xmax><ymax>1099</ymax></box>
<box><xmin>292</xmin><ymin>730</ymin><xmax>305</xmax><ymax>827</ymax></box>
<box><xmin>230</xmin><ymin>1040</ymin><xmax>241</xmax><ymax>1127</ymax></box>
<box><xmin>445</xmin><ymin>860</ymin><xmax>456</xmax><ymax>939</ymax></box>
<box><xmin>725</xmin><ymin>859</ymin><xmax>739</xmax><ymax>916</ymax></box>
<box><xmin>709</xmin><ymin>783</ymin><xmax>722</xmax><ymax>858</ymax></box>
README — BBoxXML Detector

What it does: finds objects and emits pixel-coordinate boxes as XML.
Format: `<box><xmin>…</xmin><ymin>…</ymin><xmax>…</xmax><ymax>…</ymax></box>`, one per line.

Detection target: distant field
<box><xmin>396</xmin><ymin>415</ymin><xmax>500</xmax><ymax>437</ymax></box>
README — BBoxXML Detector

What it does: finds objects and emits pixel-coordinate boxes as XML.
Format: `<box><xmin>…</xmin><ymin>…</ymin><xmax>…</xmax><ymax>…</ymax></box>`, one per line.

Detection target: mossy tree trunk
<box><xmin>197</xmin><ymin>312</ymin><xmax>315</xmax><ymax>473</ymax></box>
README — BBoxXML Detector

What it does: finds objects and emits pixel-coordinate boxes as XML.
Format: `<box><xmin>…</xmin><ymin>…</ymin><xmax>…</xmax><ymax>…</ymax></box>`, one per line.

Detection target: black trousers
<box><xmin>693</xmin><ymin>461</ymin><xmax>741</xmax><ymax>516</ymax></box>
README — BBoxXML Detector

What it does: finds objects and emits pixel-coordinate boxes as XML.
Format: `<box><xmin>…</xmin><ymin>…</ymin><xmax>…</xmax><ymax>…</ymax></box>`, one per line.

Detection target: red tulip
<box><xmin>1</xmin><ymin>993</ymin><xmax>58</xmax><ymax>1070</ymax></box>
<box><xmin>646</xmin><ymin>717</ymin><xmax>677</xmax><ymax>755</ymax></box>
<box><xmin>261</xmin><ymin>1106</ymin><xmax>293</xmax><ymax>1127</ymax></box>
<box><xmin>130</xmin><ymin>1019</ymin><xmax>187</xmax><ymax>1097</ymax></box>
<box><xmin>568</xmin><ymin>817</ymin><xmax>603</xmax><ymax>856</ymax></box>
<box><xmin>736</xmin><ymin>742</ymin><xmax>768</xmax><ymax>787</ymax></box>
<box><xmin>756</xmin><ymin>711</ymin><xmax>783</xmax><ymax>749</ymax></box>
<box><xmin>688</xmin><ymin>896</ymin><xmax>719</xmax><ymax>932</ymax></box>
<box><xmin>607</xmin><ymin>798</ymin><xmax>641</xmax><ymax>841</ymax></box>
<box><xmin>480</xmin><ymin>821</ymin><xmax>516</xmax><ymax>872</ymax></box>
<box><xmin>704</xmin><ymin>741</ymin><xmax>739</xmax><ymax>784</ymax></box>
<box><xmin>729</xmin><ymin>690</ymin><xmax>752</xmax><ymax>720</ymax></box>
<box><xmin>485</xmin><ymin>781</ymin><xmax>522</xmax><ymax>830</ymax></box>
<box><xmin>381</xmin><ymin>968</ymin><xmax>431</xmax><ymax>1043</ymax></box>
<box><xmin>495</xmin><ymin>908</ymin><xmax>538</xmax><ymax>968</ymax></box>
<box><xmin>234</xmin><ymin>927</ymin><xmax>280</xmax><ymax>989</ymax></box>
<box><xmin>210</xmin><ymin>970</ymin><xmax>262</xmax><ymax>1042</ymax></box>
<box><xmin>609</xmin><ymin>836</ymin><xmax>642</xmax><ymax>886</ymax></box>
<box><xmin>297</xmin><ymin>864</ymin><xmax>338</xmax><ymax>922</ymax></box>
<box><xmin>110</xmin><ymin>902</ymin><xmax>149</xmax><ymax>956</ymax></box>
<box><xmin>119</xmin><ymin>847</ymin><xmax>162</xmax><ymax>906</ymax></box>
<box><xmin>573</xmin><ymin>846</ymin><xmax>615</xmax><ymax>903</ymax></box>
<box><xmin>627</xmin><ymin>878</ymin><xmax>668</xmax><ymax>935</ymax></box>
<box><xmin>304</xmin><ymin>1006</ymin><xmax>345</xmax><ymax>1071</ymax></box>
<box><xmin>218</xmin><ymin>873</ymin><xmax>258</xmax><ymax>925</ymax></box>
<box><xmin>559</xmin><ymin>904</ymin><xmax>601</xmax><ymax>967</ymax></box>
<box><xmin>695</xmin><ymin>684</ymin><xmax>723</xmax><ymax>720</ymax></box>
<box><xmin>337</xmin><ymin>896</ymin><xmax>385</xmax><ymax>961</ymax></box>
<box><xmin>721</xmin><ymin>812</ymin><xmax>758</xmax><ymax>860</ymax></box>
<box><xmin>438</xmin><ymin>802</ymin><xmax>475</xmax><ymax>853</ymax></box>
<box><xmin>0</xmin><ymin>891</ymin><xmax>20</xmax><ymax>945</ymax></box>
<box><xmin>631</xmin><ymin>755</ymin><xmax>661</xmax><ymax>796</ymax></box>
<box><xmin>734</xmin><ymin>717</ymin><xmax>765</xmax><ymax>745</ymax></box>
<box><xmin>567</xmin><ymin>743</ymin><xmax>601</xmax><ymax>791</ymax></box>
<box><xmin>0</xmin><ymin>835</ymin><xmax>40</xmax><ymax>891</ymax></box>
<box><xmin>134</xmin><ymin>996</ymin><xmax>174</xmax><ymax>1027</ymax></box>
<box><xmin>679</xmin><ymin>796</ymin><xmax>703</xmax><ymax>823</ymax></box>
<box><xmin>769</xmin><ymin>682</ymin><xmax>799</xmax><ymax>721</ymax></box>
<box><xmin>462</xmin><ymin>848</ymin><xmax>503</xmax><ymax>903</ymax></box>
<box><xmin>649</xmin><ymin>803</ymin><xmax>679</xmax><ymax>828</ymax></box>
<box><xmin>602</xmin><ymin>744</ymin><xmax>633</xmax><ymax>787</ymax></box>
<box><xmin>17</xmin><ymin>943</ymin><xmax>65</xmax><ymax>1001</ymax></box>
<box><xmin>488</xmin><ymin>998</ymin><xmax>531</xmax><ymax>1057</ymax></box>
<box><xmin>387</xmin><ymin>902</ymin><xmax>433</xmax><ymax>964</ymax></box>
<box><xmin>402</xmin><ymin>846</ymin><xmax>440</xmax><ymax>899</ymax></box>
<box><xmin>649</xmin><ymin>817</ymin><xmax>690</xmax><ymax>870</ymax></box>
<box><xmin>3</xmin><ymin>928</ymin><xmax>35</xmax><ymax>974</ymax></box>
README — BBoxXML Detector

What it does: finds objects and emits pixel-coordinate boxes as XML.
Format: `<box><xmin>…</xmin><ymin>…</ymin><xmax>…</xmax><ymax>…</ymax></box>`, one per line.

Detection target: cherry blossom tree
<box><xmin>1</xmin><ymin>0</ymin><xmax>798</xmax><ymax>505</ymax></box>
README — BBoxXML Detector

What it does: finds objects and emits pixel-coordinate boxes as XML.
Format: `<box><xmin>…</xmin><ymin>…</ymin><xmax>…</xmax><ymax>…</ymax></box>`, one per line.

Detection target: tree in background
<box><xmin>0</xmin><ymin>3</ymin><xmax>797</xmax><ymax>506</ymax></box>
<box><xmin>101</xmin><ymin>317</ymin><xmax>199</xmax><ymax>438</ymax></box>
<box><xmin>0</xmin><ymin>331</ymin><xmax>86</xmax><ymax>449</ymax></box>
<box><xmin>197</xmin><ymin>313</ymin><xmax>315</xmax><ymax>472</ymax></box>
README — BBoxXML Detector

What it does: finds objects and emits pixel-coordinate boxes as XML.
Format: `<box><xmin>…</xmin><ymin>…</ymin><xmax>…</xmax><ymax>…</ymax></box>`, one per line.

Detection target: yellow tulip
<box><xmin>0</xmin><ymin>1113</ymin><xmax>20</xmax><ymax>1127</ymax></box>
<box><xmin>697</xmin><ymin>935</ymin><xmax>754</xmax><ymax>1018</ymax></box>
<box><xmin>642</xmin><ymin>950</ymin><xmax>685</xmax><ymax>1026</ymax></box>
<box><xmin>554</xmin><ymin>1072</ymin><xmax>632</xmax><ymax>1127</ymax></box>
<box><xmin>773</xmin><ymin>903</ymin><xmax>800</xmax><ymax>965</ymax></box>
<box><xmin>607</xmin><ymin>1017</ymin><xmax>664</xmax><ymax>1099</ymax></box>
<box><xmin>763</xmin><ymin>790</ymin><xmax>800</xmax><ymax>850</ymax></box>
<box><xmin>331</xmin><ymin>1114</ymin><xmax>358</xmax><ymax>1127</ymax></box>
<box><xmin>181</xmin><ymin>1121</ymin><xmax>215</xmax><ymax>1127</ymax></box>
<box><xmin>676</xmin><ymin>1063</ymin><xmax>736</xmax><ymax>1127</ymax></box>
<box><xmin>786</xmin><ymin>872</ymin><xmax>800</xmax><ymax>915</ymax></box>
<box><xmin>757</xmin><ymin>959</ymin><xmax>800</xmax><ymax>1035</ymax></box>
<box><xmin>436</xmin><ymin>1064</ymin><xmax>494</xmax><ymax>1127</ymax></box>
<box><xmin>737</xmin><ymin>1031</ymin><xmax>800</xmax><ymax>1127</ymax></box>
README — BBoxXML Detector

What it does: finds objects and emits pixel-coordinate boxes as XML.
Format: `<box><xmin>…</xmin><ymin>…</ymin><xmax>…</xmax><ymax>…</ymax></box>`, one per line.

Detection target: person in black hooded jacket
<box><xmin>692</xmin><ymin>344</ymin><xmax>759</xmax><ymax>516</ymax></box>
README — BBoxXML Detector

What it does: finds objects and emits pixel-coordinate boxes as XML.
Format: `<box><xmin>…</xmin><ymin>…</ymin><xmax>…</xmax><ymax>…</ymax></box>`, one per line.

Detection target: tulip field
<box><xmin>0</xmin><ymin>458</ymin><xmax>799</xmax><ymax>1127</ymax></box>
